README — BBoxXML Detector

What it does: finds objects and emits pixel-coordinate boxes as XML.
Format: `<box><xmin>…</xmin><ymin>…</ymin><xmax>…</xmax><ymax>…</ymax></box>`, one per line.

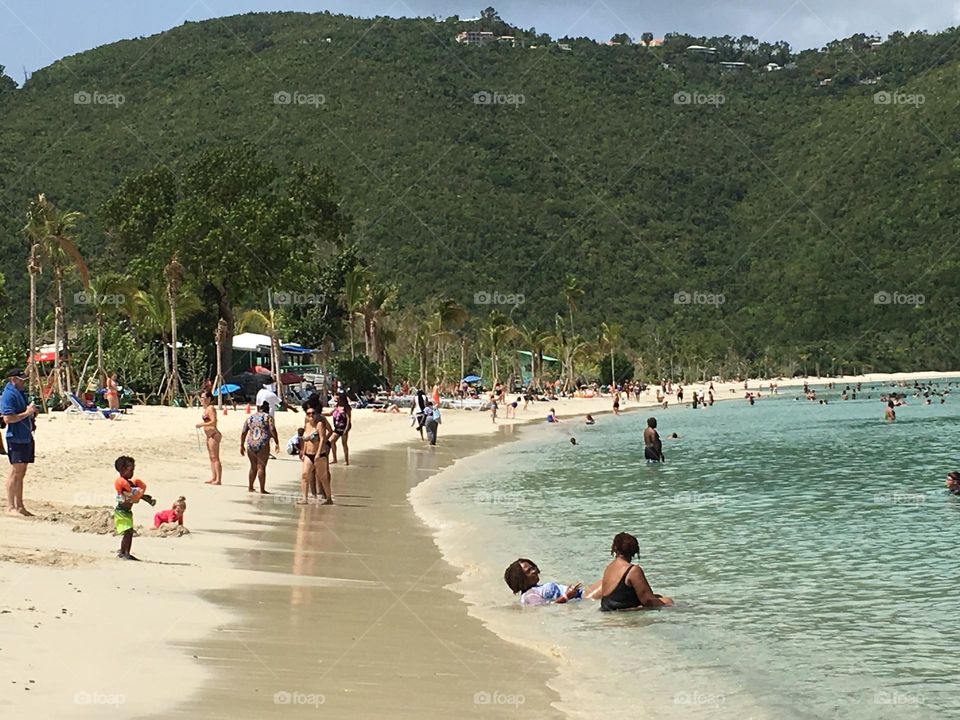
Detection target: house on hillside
<box><xmin>498</xmin><ymin>35</ymin><xmax>517</xmax><ymax>47</ymax></box>
<box><xmin>686</xmin><ymin>45</ymin><xmax>717</xmax><ymax>56</ymax></box>
<box><xmin>719</xmin><ymin>61</ymin><xmax>749</xmax><ymax>74</ymax></box>
<box><xmin>455</xmin><ymin>30</ymin><xmax>497</xmax><ymax>46</ymax></box>
<box><xmin>558</xmin><ymin>43</ymin><xmax>572</xmax><ymax>51</ymax></box>
<box><xmin>764</xmin><ymin>62</ymin><xmax>782</xmax><ymax>72</ymax></box>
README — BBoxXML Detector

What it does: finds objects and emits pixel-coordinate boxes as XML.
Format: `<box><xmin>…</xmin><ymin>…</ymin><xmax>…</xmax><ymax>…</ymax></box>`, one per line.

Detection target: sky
<box><xmin>2</xmin><ymin>0</ymin><xmax>959</xmax><ymax>83</ymax></box>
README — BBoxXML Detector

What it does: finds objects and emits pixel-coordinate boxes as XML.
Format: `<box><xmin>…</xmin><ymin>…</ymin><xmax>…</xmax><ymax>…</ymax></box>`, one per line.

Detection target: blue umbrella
<box><xmin>462</xmin><ymin>375</ymin><xmax>482</xmax><ymax>383</ymax></box>
<box><xmin>213</xmin><ymin>383</ymin><xmax>240</xmax><ymax>396</ymax></box>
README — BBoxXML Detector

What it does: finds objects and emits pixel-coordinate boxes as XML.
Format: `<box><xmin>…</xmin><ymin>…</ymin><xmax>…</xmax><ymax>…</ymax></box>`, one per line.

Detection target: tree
<box><xmin>562</xmin><ymin>274</ymin><xmax>584</xmax><ymax>337</ymax></box>
<box><xmin>22</xmin><ymin>194</ymin><xmax>89</xmax><ymax>402</ymax></box>
<box><xmin>164</xmin><ymin>256</ymin><xmax>185</xmax><ymax>404</ymax></box>
<box><xmin>599</xmin><ymin>321</ymin><xmax>623</xmax><ymax>385</ymax></box>
<box><xmin>641</xmin><ymin>32</ymin><xmax>654</xmax><ymax>46</ymax></box>
<box><xmin>429</xmin><ymin>297</ymin><xmax>468</xmax><ymax>382</ymax></box>
<box><xmin>341</xmin><ymin>265</ymin><xmax>369</xmax><ymax>360</ymax></box>
<box><xmin>479</xmin><ymin>311</ymin><xmax>517</xmax><ymax>385</ymax></box>
<box><xmin>102</xmin><ymin>146</ymin><xmax>351</xmax><ymax>378</ymax></box>
<box><xmin>610</xmin><ymin>33</ymin><xmax>632</xmax><ymax>45</ymax></box>
<box><xmin>86</xmin><ymin>272</ymin><xmax>135</xmax><ymax>386</ymax></box>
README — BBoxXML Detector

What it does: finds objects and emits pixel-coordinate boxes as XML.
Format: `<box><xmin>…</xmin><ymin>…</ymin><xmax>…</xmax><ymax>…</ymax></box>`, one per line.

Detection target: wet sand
<box><xmin>173</xmin><ymin>430</ymin><xmax>563</xmax><ymax>719</ymax></box>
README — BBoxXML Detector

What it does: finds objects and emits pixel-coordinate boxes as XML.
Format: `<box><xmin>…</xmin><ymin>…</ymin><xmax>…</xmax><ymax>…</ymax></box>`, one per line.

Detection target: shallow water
<box><xmin>418</xmin><ymin>384</ymin><xmax>960</xmax><ymax>719</ymax></box>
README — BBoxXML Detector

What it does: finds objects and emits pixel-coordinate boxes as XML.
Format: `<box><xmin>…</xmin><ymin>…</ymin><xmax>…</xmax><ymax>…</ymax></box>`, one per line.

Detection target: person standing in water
<box><xmin>643</xmin><ymin>417</ymin><xmax>664</xmax><ymax>462</ymax></box>
<box><xmin>240</xmin><ymin>401</ymin><xmax>279</xmax><ymax>494</ymax></box>
<box><xmin>599</xmin><ymin>532</ymin><xmax>672</xmax><ymax>611</ymax></box>
<box><xmin>885</xmin><ymin>400</ymin><xmax>896</xmax><ymax>422</ymax></box>
<box><xmin>196</xmin><ymin>391</ymin><xmax>223</xmax><ymax>485</ymax></box>
<box><xmin>299</xmin><ymin>401</ymin><xmax>333</xmax><ymax>505</ymax></box>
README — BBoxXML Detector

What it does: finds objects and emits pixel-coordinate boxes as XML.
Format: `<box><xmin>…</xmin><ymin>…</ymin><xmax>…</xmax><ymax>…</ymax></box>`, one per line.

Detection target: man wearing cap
<box><xmin>2</xmin><ymin>368</ymin><xmax>37</xmax><ymax>516</ymax></box>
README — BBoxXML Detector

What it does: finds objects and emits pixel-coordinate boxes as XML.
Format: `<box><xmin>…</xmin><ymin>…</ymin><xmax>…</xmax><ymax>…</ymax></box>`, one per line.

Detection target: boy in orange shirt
<box><xmin>113</xmin><ymin>455</ymin><xmax>155</xmax><ymax>560</ymax></box>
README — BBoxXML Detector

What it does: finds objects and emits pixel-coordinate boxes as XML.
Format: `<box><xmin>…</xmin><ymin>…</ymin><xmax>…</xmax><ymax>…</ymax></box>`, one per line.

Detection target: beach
<box><xmin>1</xmin><ymin>371</ymin><xmax>956</xmax><ymax>718</ymax></box>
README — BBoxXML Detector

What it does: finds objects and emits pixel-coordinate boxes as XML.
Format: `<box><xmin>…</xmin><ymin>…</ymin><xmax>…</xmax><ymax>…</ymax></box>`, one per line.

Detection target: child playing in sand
<box><xmin>113</xmin><ymin>455</ymin><xmax>155</xmax><ymax>561</ymax></box>
<box><xmin>154</xmin><ymin>496</ymin><xmax>186</xmax><ymax>528</ymax></box>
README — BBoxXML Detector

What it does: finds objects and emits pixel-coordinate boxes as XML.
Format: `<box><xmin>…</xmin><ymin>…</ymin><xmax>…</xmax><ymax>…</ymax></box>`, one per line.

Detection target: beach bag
<box><xmin>286</xmin><ymin>433</ymin><xmax>301</xmax><ymax>456</ymax></box>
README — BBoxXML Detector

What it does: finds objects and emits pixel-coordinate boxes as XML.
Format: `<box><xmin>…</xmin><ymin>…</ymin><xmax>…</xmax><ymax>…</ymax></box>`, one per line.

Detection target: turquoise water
<box><xmin>418</xmin><ymin>384</ymin><xmax>960</xmax><ymax>719</ymax></box>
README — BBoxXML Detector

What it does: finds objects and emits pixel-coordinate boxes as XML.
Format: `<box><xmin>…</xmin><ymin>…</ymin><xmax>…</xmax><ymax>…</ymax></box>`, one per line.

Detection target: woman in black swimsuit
<box><xmin>599</xmin><ymin>532</ymin><xmax>672</xmax><ymax>611</ymax></box>
<box><xmin>299</xmin><ymin>400</ymin><xmax>333</xmax><ymax>505</ymax></box>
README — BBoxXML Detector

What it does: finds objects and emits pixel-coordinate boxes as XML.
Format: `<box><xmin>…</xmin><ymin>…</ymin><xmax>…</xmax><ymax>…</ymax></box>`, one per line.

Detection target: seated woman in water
<box><xmin>600</xmin><ymin>532</ymin><xmax>672</xmax><ymax>612</ymax></box>
<box><xmin>643</xmin><ymin>417</ymin><xmax>664</xmax><ymax>462</ymax></box>
<box><xmin>503</xmin><ymin>558</ymin><xmax>601</xmax><ymax>606</ymax></box>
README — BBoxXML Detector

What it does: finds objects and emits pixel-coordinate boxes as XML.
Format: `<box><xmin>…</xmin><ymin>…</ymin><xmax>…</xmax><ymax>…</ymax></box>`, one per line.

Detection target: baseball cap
<box><xmin>6</xmin><ymin>368</ymin><xmax>27</xmax><ymax>380</ymax></box>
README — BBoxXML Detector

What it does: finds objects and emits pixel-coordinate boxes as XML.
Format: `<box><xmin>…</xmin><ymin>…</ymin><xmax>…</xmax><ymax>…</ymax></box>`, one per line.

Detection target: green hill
<box><xmin>1</xmin><ymin>11</ymin><xmax>959</xmax><ymax>374</ymax></box>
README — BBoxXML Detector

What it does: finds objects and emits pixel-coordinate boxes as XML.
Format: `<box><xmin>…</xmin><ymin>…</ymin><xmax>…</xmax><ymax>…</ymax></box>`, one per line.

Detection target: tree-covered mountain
<box><xmin>1</xmin><ymin>10</ymin><xmax>959</xmax><ymax>375</ymax></box>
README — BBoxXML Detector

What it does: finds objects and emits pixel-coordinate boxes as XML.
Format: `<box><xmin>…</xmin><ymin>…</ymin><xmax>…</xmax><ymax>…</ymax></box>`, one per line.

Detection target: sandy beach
<box><xmin>1</xmin><ymin>371</ymin><xmax>955</xmax><ymax>718</ymax></box>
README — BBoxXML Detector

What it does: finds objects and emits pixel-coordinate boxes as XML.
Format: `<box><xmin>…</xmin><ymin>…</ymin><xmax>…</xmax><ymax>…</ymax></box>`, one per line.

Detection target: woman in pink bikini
<box><xmin>196</xmin><ymin>391</ymin><xmax>223</xmax><ymax>485</ymax></box>
<box><xmin>105</xmin><ymin>372</ymin><xmax>120</xmax><ymax>411</ymax></box>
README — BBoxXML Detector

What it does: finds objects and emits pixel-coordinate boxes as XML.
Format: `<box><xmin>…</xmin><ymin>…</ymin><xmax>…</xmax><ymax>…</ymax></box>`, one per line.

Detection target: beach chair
<box><xmin>65</xmin><ymin>393</ymin><xmax>121</xmax><ymax>420</ymax></box>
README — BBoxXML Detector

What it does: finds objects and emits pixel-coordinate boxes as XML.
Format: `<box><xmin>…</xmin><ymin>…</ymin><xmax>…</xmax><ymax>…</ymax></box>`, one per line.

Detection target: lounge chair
<box><xmin>66</xmin><ymin>393</ymin><xmax>121</xmax><ymax>420</ymax></box>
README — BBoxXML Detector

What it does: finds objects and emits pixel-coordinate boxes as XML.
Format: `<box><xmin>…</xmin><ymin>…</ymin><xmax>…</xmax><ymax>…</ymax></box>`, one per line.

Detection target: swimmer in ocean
<box><xmin>643</xmin><ymin>417</ymin><xmax>664</xmax><ymax>462</ymax></box>
<box><xmin>946</xmin><ymin>471</ymin><xmax>960</xmax><ymax>495</ymax></box>
<box><xmin>885</xmin><ymin>400</ymin><xmax>896</xmax><ymax>422</ymax></box>
<box><xmin>503</xmin><ymin>558</ymin><xmax>601</xmax><ymax>606</ymax></box>
<box><xmin>570</xmin><ymin>438</ymin><xmax>577</xmax><ymax>446</ymax></box>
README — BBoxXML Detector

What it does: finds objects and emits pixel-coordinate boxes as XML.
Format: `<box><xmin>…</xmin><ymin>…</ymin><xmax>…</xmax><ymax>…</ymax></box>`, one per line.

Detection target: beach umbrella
<box><xmin>213</xmin><ymin>383</ymin><xmax>240</xmax><ymax>396</ymax></box>
<box><xmin>462</xmin><ymin>375</ymin><xmax>482</xmax><ymax>383</ymax></box>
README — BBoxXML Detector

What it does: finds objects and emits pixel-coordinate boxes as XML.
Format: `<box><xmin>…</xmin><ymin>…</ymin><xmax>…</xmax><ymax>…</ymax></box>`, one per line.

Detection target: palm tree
<box><xmin>132</xmin><ymin>283</ymin><xmax>202</xmax><ymax>396</ymax></box>
<box><xmin>599</xmin><ymin>322</ymin><xmax>624</xmax><ymax>386</ymax></box>
<box><xmin>22</xmin><ymin>194</ymin><xmax>88</xmax><ymax>401</ymax></box>
<box><xmin>341</xmin><ymin>266</ymin><xmax>369</xmax><ymax>360</ymax></box>
<box><xmin>479</xmin><ymin>311</ymin><xmax>517</xmax><ymax>385</ymax></box>
<box><xmin>429</xmin><ymin>298</ymin><xmax>468</xmax><ymax>382</ymax></box>
<box><xmin>550</xmin><ymin>315</ymin><xmax>590</xmax><ymax>392</ymax></box>
<box><xmin>358</xmin><ymin>283</ymin><xmax>395</xmax><ymax>363</ymax></box>
<box><xmin>164</xmin><ymin>257</ymin><xmax>186</xmax><ymax>404</ymax></box>
<box><xmin>562</xmin><ymin>274</ymin><xmax>584</xmax><ymax>336</ymax></box>
<box><xmin>519</xmin><ymin>325</ymin><xmax>552</xmax><ymax>391</ymax></box>
<box><xmin>87</xmin><ymin>272</ymin><xmax>135</xmax><ymax>386</ymax></box>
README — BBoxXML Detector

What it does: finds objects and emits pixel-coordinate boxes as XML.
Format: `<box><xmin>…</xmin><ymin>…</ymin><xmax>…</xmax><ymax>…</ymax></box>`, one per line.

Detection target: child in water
<box><xmin>113</xmin><ymin>455</ymin><xmax>155</xmax><ymax>560</ymax></box>
<box><xmin>946</xmin><ymin>471</ymin><xmax>960</xmax><ymax>495</ymax></box>
<box><xmin>154</xmin><ymin>496</ymin><xmax>187</xmax><ymax>528</ymax></box>
<box><xmin>503</xmin><ymin>558</ymin><xmax>601</xmax><ymax>606</ymax></box>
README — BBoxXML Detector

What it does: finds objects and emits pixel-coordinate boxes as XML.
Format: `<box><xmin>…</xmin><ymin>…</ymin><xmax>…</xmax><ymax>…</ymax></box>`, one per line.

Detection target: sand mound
<box><xmin>65</xmin><ymin>508</ymin><xmax>116</xmax><ymax>535</ymax></box>
<box><xmin>0</xmin><ymin>547</ymin><xmax>97</xmax><ymax>567</ymax></box>
<box><xmin>143</xmin><ymin>524</ymin><xmax>190</xmax><ymax>538</ymax></box>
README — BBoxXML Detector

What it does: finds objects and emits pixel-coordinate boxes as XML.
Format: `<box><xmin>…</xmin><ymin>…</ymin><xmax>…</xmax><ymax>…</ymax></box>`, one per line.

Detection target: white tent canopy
<box><xmin>232</xmin><ymin>332</ymin><xmax>276</xmax><ymax>352</ymax></box>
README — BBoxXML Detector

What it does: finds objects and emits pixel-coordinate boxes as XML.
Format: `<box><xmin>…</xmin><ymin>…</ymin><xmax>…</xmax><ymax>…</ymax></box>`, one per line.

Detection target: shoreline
<box><xmin>0</xmin><ymin>370</ymin><xmax>956</xmax><ymax>718</ymax></box>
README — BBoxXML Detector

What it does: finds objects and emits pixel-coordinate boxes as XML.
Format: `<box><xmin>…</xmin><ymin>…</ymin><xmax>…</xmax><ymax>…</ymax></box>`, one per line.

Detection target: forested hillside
<box><xmin>1</xmin><ymin>10</ymin><xmax>958</xmax><ymax>377</ymax></box>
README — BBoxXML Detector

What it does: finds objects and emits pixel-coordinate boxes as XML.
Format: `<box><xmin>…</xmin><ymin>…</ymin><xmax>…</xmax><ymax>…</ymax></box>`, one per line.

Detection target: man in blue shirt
<box><xmin>1</xmin><ymin>368</ymin><xmax>37</xmax><ymax>516</ymax></box>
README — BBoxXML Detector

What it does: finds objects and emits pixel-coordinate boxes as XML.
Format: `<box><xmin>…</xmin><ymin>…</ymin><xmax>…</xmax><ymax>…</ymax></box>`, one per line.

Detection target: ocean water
<box><xmin>412</xmin><ymin>384</ymin><xmax>960</xmax><ymax>720</ymax></box>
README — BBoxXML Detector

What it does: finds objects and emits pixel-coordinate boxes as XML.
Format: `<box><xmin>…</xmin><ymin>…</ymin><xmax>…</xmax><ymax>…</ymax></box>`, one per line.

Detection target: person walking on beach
<box><xmin>256</xmin><ymin>380</ymin><xmax>281</xmax><ymax>418</ymax></box>
<box><xmin>490</xmin><ymin>394</ymin><xmax>498</xmax><ymax>423</ymax></box>
<box><xmin>329</xmin><ymin>392</ymin><xmax>351</xmax><ymax>465</ymax></box>
<box><xmin>613</xmin><ymin>390</ymin><xmax>621</xmax><ymax>415</ymax></box>
<box><xmin>299</xmin><ymin>401</ymin><xmax>333</xmax><ymax>505</ymax></box>
<box><xmin>196</xmin><ymin>390</ymin><xmax>223</xmax><ymax>485</ymax></box>
<box><xmin>241</xmin><ymin>401</ymin><xmax>279</xmax><ymax>494</ymax></box>
<box><xmin>599</xmin><ymin>532</ymin><xmax>672</xmax><ymax>611</ymax></box>
<box><xmin>2</xmin><ymin>368</ymin><xmax>37</xmax><ymax>516</ymax></box>
<box><xmin>643</xmin><ymin>417</ymin><xmax>664</xmax><ymax>462</ymax></box>
<box><xmin>424</xmin><ymin>401</ymin><xmax>441</xmax><ymax>446</ymax></box>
